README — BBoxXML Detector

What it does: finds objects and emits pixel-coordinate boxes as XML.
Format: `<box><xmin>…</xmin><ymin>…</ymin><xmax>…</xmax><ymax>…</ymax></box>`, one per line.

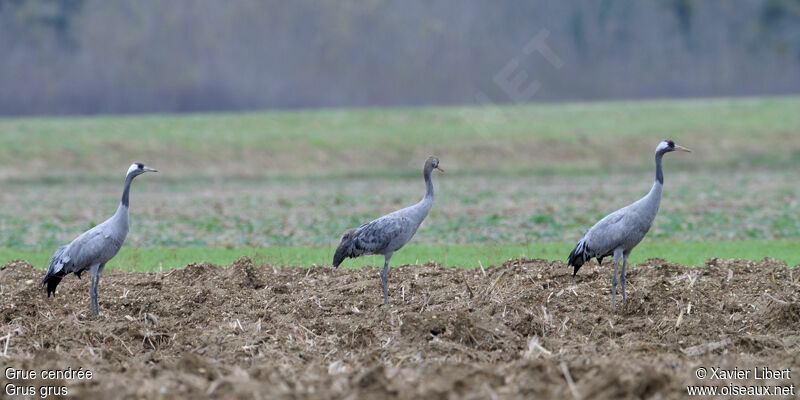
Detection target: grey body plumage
<box><xmin>334</xmin><ymin>156</ymin><xmax>443</xmax><ymax>304</ymax></box>
<box><xmin>41</xmin><ymin>162</ymin><xmax>157</xmax><ymax>315</ymax></box>
<box><xmin>568</xmin><ymin>140</ymin><xmax>690</xmax><ymax>309</ymax></box>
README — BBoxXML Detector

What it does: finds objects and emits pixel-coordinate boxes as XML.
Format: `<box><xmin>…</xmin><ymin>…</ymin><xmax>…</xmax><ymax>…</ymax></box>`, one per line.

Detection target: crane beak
<box><xmin>144</xmin><ymin>166</ymin><xmax>158</xmax><ymax>172</ymax></box>
<box><xmin>435</xmin><ymin>166</ymin><xmax>444</xmax><ymax>172</ymax></box>
<box><xmin>674</xmin><ymin>145</ymin><xmax>691</xmax><ymax>153</ymax></box>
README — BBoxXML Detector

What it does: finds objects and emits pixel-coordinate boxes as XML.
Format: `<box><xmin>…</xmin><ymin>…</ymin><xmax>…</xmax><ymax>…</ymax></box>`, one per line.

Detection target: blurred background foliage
<box><xmin>1</xmin><ymin>0</ymin><xmax>800</xmax><ymax>115</ymax></box>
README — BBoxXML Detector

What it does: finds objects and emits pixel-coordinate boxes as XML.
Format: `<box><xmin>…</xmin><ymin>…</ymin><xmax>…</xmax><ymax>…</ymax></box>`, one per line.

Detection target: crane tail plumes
<box><xmin>567</xmin><ymin>239</ymin><xmax>589</xmax><ymax>276</ymax></box>
<box><xmin>41</xmin><ymin>245</ymin><xmax>68</xmax><ymax>297</ymax></box>
<box><xmin>41</xmin><ymin>274</ymin><xmax>64</xmax><ymax>297</ymax></box>
<box><xmin>333</xmin><ymin>228</ymin><xmax>357</xmax><ymax>267</ymax></box>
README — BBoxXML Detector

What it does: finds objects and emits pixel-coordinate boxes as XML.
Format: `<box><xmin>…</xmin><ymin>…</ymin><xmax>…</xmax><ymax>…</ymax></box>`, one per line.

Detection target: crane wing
<box><xmin>583</xmin><ymin>208</ymin><xmax>634</xmax><ymax>258</ymax></box>
<box><xmin>54</xmin><ymin>224</ymin><xmax>123</xmax><ymax>273</ymax></box>
<box><xmin>42</xmin><ymin>223</ymin><xmax>121</xmax><ymax>296</ymax></box>
<box><xmin>349</xmin><ymin>216</ymin><xmax>409</xmax><ymax>257</ymax></box>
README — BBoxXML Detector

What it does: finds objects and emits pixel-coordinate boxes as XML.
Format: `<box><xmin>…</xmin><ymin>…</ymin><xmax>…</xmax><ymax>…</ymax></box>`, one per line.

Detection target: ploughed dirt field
<box><xmin>2</xmin><ymin>257</ymin><xmax>799</xmax><ymax>399</ymax></box>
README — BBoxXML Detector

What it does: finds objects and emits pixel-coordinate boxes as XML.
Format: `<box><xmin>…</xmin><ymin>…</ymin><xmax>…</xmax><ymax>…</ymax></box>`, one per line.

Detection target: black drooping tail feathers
<box><xmin>332</xmin><ymin>228</ymin><xmax>357</xmax><ymax>267</ymax></box>
<box><xmin>41</xmin><ymin>273</ymin><xmax>64</xmax><ymax>297</ymax></box>
<box><xmin>567</xmin><ymin>239</ymin><xmax>589</xmax><ymax>276</ymax></box>
<box><xmin>41</xmin><ymin>245</ymin><xmax>68</xmax><ymax>297</ymax></box>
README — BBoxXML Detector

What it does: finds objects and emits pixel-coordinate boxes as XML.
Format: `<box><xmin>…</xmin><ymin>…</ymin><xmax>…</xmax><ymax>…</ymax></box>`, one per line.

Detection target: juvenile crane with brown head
<box><xmin>334</xmin><ymin>156</ymin><xmax>443</xmax><ymax>304</ymax></box>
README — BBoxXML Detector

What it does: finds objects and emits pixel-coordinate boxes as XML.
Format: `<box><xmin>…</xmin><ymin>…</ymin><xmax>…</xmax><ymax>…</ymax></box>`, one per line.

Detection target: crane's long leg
<box><xmin>381</xmin><ymin>253</ymin><xmax>393</xmax><ymax>305</ymax></box>
<box><xmin>611</xmin><ymin>248</ymin><xmax>623</xmax><ymax>310</ymax></box>
<box><xmin>97</xmin><ymin>262</ymin><xmax>106</xmax><ymax>314</ymax></box>
<box><xmin>89</xmin><ymin>263</ymin><xmax>101</xmax><ymax>316</ymax></box>
<box><xmin>621</xmin><ymin>252</ymin><xmax>630</xmax><ymax>304</ymax></box>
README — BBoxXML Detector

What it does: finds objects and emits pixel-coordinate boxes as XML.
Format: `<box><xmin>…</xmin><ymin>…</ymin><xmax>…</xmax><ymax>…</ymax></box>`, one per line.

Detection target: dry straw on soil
<box><xmin>1</xmin><ymin>257</ymin><xmax>798</xmax><ymax>399</ymax></box>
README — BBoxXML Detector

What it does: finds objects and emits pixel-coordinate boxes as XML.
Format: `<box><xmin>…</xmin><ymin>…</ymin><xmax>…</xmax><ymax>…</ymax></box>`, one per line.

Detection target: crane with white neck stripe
<box><xmin>568</xmin><ymin>140</ymin><xmax>690</xmax><ymax>309</ymax></box>
<box><xmin>41</xmin><ymin>162</ymin><xmax>158</xmax><ymax>316</ymax></box>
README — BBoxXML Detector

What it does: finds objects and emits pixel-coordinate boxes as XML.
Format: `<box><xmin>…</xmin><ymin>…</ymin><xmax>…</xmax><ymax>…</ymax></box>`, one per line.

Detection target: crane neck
<box><xmin>644</xmin><ymin>151</ymin><xmax>666</xmax><ymax>213</ymax></box>
<box><xmin>120</xmin><ymin>172</ymin><xmax>135</xmax><ymax>209</ymax></box>
<box><xmin>654</xmin><ymin>151</ymin><xmax>665</xmax><ymax>185</ymax></box>
<box><xmin>646</xmin><ymin>177</ymin><xmax>663</xmax><ymax>199</ymax></box>
<box><xmin>422</xmin><ymin>166</ymin><xmax>434</xmax><ymax>202</ymax></box>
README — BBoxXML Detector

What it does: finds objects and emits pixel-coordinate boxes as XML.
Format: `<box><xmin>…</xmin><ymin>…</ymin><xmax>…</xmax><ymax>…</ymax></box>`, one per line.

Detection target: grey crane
<box><xmin>333</xmin><ymin>156</ymin><xmax>443</xmax><ymax>304</ymax></box>
<box><xmin>567</xmin><ymin>140</ymin><xmax>690</xmax><ymax>309</ymax></box>
<box><xmin>41</xmin><ymin>162</ymin><xmax>157</xmax><ymax>316</ymax></box>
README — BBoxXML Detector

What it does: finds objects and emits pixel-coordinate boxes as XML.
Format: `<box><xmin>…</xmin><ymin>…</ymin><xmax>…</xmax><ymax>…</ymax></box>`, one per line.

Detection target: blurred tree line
<box><xmin>1</xmin><ymin>0</ymin><xmax>799</xmax><ymax>115</ymax></box>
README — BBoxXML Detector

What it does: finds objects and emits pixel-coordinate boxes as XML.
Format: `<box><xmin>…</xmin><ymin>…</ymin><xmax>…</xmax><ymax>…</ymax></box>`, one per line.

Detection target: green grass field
<box><xmin>3</xmin><ymin>240</ymin><xmax>799</xmax><ymax>272</ymax></box>
<box><xmin>0</xmin><ymin>96</ymin><xmax>798</xmax><ymax>271</ymax></box>
<box><xmin>2</xmin><ymin>96</ymin><xmax>799</xmax><ymax>180</ymax></box>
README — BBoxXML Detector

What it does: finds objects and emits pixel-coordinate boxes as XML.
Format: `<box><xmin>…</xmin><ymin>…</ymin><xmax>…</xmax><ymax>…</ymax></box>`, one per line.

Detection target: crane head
<box><xmin>127</xmin><ymin>162</ymin><xmax>158</xmax><ymax>176</ymax></box>
<box><xmin>657</xmin><ymin>139</ymin><xmax>691</xmax><ymax>154</ymax></box>
<box><xmin>426</xmin><ymin>156</ymin><xmax>444</xmax><ymax>172</ymax></box>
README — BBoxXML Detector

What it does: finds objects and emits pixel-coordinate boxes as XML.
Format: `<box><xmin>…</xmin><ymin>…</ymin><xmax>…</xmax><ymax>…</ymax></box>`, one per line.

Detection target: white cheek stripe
<box><xmin>127</xmin><ymin>164</ymin><xmax>139</xmax><ymax>174</ymax></box>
